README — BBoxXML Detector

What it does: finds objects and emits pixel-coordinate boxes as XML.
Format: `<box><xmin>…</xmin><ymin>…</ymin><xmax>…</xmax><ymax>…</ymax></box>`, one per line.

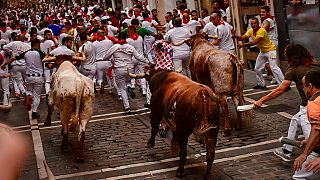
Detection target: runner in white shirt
<box><xmin>183</xmin><ymin>10</ymin><xmax>205</xmax><ymax>35</ymax></box>
<box><xmin>16</xmin><ymin>39</ymin><xmax>45</xmax><ymax>119</ymax></box>
<box><xmin>211</xmin><ymin>11</ymin><xmax>235</xmax><ymax>54</ymax></box>
<box><xmin>78</xmin><ymin>32</ymin><xmax>96</xmax><ymax>80</ymax></box>
<box><xmin>163</xmin><ymin>12</ymin><xmax>173</xmax><ymax>33</ymax></box>
<box><xmin>165</xmin><ymin>18</ymin><xmax>191</xmax><ymax>77</ymax></box>
<box><xmin>102</xmin><ymin>32</ymin><xmax>149</xmax><ymax>113</ymax></box>
<box><xmin>2</xmin><ymin>33</ymin><xmax>31</xmax><ymax>98</ymax></box>
<box><xmin>201</xmin><ymin>9</ymin><xmax>210</xmax><ymax>24</ymax></box>
<box><xmin>141</xmin><ymin>12</ymin><xmax>158</xmax><ymax>63</ymax></box>
<box><xmin>92</xmin><ymin>30</ymin><xmax>119</xmax><ymax>95</ymax></box>
<box><xmin>126</xmin><ymin>26</ymin><xmax>147</xmax><ymax>96</ymax></box>
<box><xmin>40</xmin><ymin>30</ymin><xmax>56</xmax><ymax>101</ymax></box>
<box><xmin>203</xmin><ymin>15</ymin><xmax>217</xmax><ymax>43</ymax></box>
<box><xmin>0</xmin><ymin>51</ymin><xmax>11</xmax><ymax>106</ymax></box>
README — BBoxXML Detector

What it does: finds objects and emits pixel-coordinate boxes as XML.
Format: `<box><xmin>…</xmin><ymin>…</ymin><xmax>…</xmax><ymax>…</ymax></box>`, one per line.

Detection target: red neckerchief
<box><xmin>262</xmin><ymin>14</ymin><xmax>274</xmax><ymax>21</ymax></box>
<box><xmin>303</xmin><ymin>59</ymin><xmax>313</xmax><ymax>67</ymax></box>
<box><xmin>117</xmin><ymin>39</ymin><xmax>126</xmax><ymax>45</ymax></box>
<box><xmin>218</xmin><ymin>21</ymin><xmax>225</xmax><ymax>25</ymax></box>
<box><xmin>0</xmin><ymin>27</ymin><xmax>6</xmax><ymax>33</ymax></box>
<box><xmin>129</xmin><ymin>32</ymin><xmax>139</xmax><ymax>40</ymax></box>
<box><xmin>144</xmin><ymin>18</ymin><xmax>152</xmax><ymax>23</ymax></box>
<box><xmin>253</xmin><ymin>27</ymin><xmax>261</xmax><ymax>37</ymax></box>
<box><xmin>97</xmin><ymin>36</ymin><xmax>105</xmax><ymax>41</ymax></box>
<box><xmin>106</xmin><ymin>36</ymin><xmax>116</xmax><ymax>43</ymax></box>
<box><xmin>134</xmin><ymin>12</ymin><xmax>141</xmax><ymax>17</ymax></box>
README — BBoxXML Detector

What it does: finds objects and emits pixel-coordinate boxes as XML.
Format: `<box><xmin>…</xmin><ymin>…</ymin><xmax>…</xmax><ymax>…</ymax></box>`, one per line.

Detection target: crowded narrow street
<box><xmin>2</xmin><ymin>70</ymin><xmax>300</xmax><ymax>179</ymax></box>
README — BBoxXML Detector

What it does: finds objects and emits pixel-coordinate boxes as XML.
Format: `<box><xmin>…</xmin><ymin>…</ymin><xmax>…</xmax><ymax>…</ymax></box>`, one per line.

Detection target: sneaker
<box><xmin>125</xmin><ymin>108</ymin><xmax>131</xmax><ymax>114</ymax></box>
<box><xmin>273</xmin><ymin>148</ymin><xmax>291</xmax><ymax>162</ymax></box>
<box><xmin>253</xmin><ymin>84</ymin><xmax>266</xmax><ymax>89</ymax></box>
<box><xmin>271</xmin><ymin>78</ymin><xmax>277</xmax><ymax>84</ymax></box>
<box><xmin>32</xmin><ymin>112</ymin><xmax>40</xmax><ymax>119</ymax></box>
<box><xmin>128</xmin><ymin>87</ymin><xmax>136</xmax><ymax>99</ymax></box>
<box><xmin>118</xmin><ymin>96</ymin><xmax>123</xmax><ymax>101</ymax></box>
<box><xmin>109</xmin><ymin>89</ymin><xmax>113</xmax><ymax>95</ymax></box>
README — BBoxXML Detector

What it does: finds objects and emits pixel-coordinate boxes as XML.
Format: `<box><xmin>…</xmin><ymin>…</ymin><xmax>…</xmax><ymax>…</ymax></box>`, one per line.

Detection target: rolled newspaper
<box><xmin>237</xmin><ymin>104</ymin><xmax>254</xmax><ymax>112</ymax></box>
<box><xmin>279</xmin><ymin>136</ymin><xmax>301</xmax><ymax>147</ymax></box>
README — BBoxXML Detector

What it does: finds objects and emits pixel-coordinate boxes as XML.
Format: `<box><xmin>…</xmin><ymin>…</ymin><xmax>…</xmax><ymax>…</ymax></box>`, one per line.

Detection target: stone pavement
<box><xmin>0</xmin><ymin>69</ymin><xmax>304</xmax><ymax>179</ymax></box>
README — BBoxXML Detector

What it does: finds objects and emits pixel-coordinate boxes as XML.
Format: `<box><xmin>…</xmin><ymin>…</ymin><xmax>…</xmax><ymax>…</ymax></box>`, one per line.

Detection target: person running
<box><xmin>233</xmin><ymin>17</ymin><xmax>284</xmax><ymax>89</ymax></box>
<box><xmin>102</xmin><ymin>32</ymin><xmax>149</xmax><ymax>113</ymax></box>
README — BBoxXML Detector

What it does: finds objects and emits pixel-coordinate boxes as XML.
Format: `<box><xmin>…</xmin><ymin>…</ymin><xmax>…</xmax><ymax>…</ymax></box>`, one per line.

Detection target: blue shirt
<box><xmin>49</xmin><ymin>24</ymin><xmax>61</xmax><ymax>37</ymax></box>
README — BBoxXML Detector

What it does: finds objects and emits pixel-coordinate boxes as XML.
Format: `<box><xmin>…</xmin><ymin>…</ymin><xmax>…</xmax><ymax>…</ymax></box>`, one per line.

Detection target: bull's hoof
<box><xmin>60</xmin><ymin>145</ymin><xmax>68</xmax><ymax>152</ymax></box>
<box><xmin>175</xmin><ymin>167</ymin><xmax>185</xmax><ymax>178</ymax></box>
<box><xmin>76</xmin><ymin>156</ymin><xmax>85</xmax><ymax>163</ymax></box>
<box><xmin>43</xmin><ymin>120</ymin><xmax>51</xmax><ymax>126</ymax></box>
<box><xmin>222</xmin><ymin>129</ymin><xmax>232</xmax><ymax>137</ymax></box>
<box><xmin>145</xmin><ymin>143</ymin><xmax>154</xmax><ymax>148</ymax></box>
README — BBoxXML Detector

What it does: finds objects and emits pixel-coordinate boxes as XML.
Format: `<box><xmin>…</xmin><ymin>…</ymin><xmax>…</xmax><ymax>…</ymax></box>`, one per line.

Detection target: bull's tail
<box><xmin>229</xmin><ymin>53</ymin><xmax>244</xmax><ymax>102</ymax></box>
<box><xmin>70</xmin><ymin>77</ymin><xmax>84</xmax><ymax>131</ymax></box>
<box><xmin>194</xmin><ymin>90</ymin><xmax>217</xmax><ymax>144</ymax></box>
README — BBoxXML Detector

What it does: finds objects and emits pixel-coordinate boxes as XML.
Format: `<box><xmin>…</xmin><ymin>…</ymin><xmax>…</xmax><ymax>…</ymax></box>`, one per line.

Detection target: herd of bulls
<box><xmin>40</xmin><ymin>34</ymin><xmax>245</xmax><ymax>180</ymax></box>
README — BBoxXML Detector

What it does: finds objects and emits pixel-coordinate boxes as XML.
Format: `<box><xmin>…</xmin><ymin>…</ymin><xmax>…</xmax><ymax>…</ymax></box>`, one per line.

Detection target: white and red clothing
<box><xmin>152</xmin><ymin>40</ymin><xmax>174</xmax><ymax>71</ymax></box>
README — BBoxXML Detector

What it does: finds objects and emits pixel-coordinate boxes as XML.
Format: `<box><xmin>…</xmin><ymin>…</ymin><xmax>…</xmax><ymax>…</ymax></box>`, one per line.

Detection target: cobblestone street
<box><xmin>0</xmin><ymin>70</ymin><xmax>302</xmax><ymax>179</ymax></box>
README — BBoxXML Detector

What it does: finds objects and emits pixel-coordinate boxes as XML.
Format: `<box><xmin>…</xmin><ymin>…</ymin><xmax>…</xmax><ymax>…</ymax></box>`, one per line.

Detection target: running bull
<box><xmin>129</xmin><ymin>67</ymin><xmax>219</xmax><ymax>179</ymax></box>
<box><xmin>174</xmin><ymin>34</ymin><xmax>245</xmax><ymax>136</ymax></box>
<box><xmin>43</xmin><ymin>56</ymin><xmax>95</xmax><ymax>162</ymax></box>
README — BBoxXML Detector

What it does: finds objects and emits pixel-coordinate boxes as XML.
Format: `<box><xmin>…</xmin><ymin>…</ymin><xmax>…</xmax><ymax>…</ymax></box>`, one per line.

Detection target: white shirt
<box><xmin>263</xmin><ymin>18</ymin><xmax>278</xmax><ymax>46</ymax></box>
<box><xmin>203</xmin><ymin>22</ymin><xmax>217</xmax><ymax>42</ymax></box>
<box><xmin>164</xmin><ymin>20</ymin><xmax>173</xmax><ymax>33</ymax></box>
<box><xmin>40</xmin><ymin>39</ymin><xmax>55</xmax><ymax>54</ymax></box>
<box><xmin>127</xmin><ymin>36</ymin><xmax>144</xmax><ymax>55</ymax></box>
<box><xmin>103</xmin><ymin>43</ymin><xmax>147</xmax><ymax>68</ymax></box>
<box><xmin>214</xmin><ymin>22</ymin><xmax>234</xmax><ymax>51</ymax></box>
<box><xmin>203</xmin><ymin>16</ymin><xmax>210</xmax><ymax>24</ymax></box>
<box><xmin>50</xmin><ymin>45</ymin><xmax>75</xmax><ymax>56</ymax></box>
<box><xmin>3</xmin><ymin>41</ymin><xmax>31</xmax><ymax>66</ymax></box>
<box><xmin>21</xmin><ymin>49</ymin><xmax>45</xmax><ymax>75</ymax></box>
<box><xmin>165</xmin><ymin>27</ymin><xmax>191</xmax><ymax>58</ymax></box>
<box><xmin>141</xmin><ymin>20</ymin><xmax>158</xmax><ymax>33</ymax></box>
<box><xmin>79</xmin><ymin>41</ymin><xmax>96</xmax><ymax>67</ymax></box>
<box><xmin>183</xmin><ymin>19</ymin><xmax>201</xmax><ymax>35</ymax></box>
<box><xmin>107</xmin><ymin>25</ymin><xmax>118</xmax><ymax>36</ymax></box>
<box><xmin>92</xmin><ymin>39</ymin><xmax>113</xmax><ymax>61</ymax></box>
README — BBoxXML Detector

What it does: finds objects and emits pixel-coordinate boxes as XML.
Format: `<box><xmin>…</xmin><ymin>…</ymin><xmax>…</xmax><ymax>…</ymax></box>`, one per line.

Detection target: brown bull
<box><xmin>175</xmin><ymin>34</ymin><xmax>244</xmax><ymax>136</ymax></box>
<box><xmin>131</xmin><ymin>68</ymin><xmax>219</xmax><ymax>179</ymax></box>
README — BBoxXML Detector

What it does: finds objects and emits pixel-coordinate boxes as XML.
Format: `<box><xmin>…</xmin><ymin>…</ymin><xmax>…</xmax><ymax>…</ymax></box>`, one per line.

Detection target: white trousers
<box><xmin>129</xmin><ymin>61</ymin><xmax>146</xmax><ymax>94</ymax></box>
<box><xmin>0</xmin><ymin>75</ymin><xmax>10</xmax><ymax>105</ymax></box>
<box><xmin>12</xmin><ymin>65</ymin><xmax>26</xmax><ymax>94</ymax></box>
<box><xmin>293</xmin><ymin>152</ymin><xmax>320</xmax><ymax>179</ymax></box>
<box><xmin>114</xmin><ymin>68</ymin><xmax>131</xmax><ymax>109</ymax></box>
<box><xmin>44</xmin><ymin>67</ymin><xmax>56</xmax><ymax>94</ymax></box>
<box><xmin>284</xmin><ymin>106</ymin><xmax>311</xmax><ymax>152</ymax></box>
<box><xmin>26</xmin><ymin>76</ymin><xmax>44</xmax><ymax>113</ymax></box>
<box><xmin>173</xmin><ymin>53</ymin><xmax>191</xmax><ymax>78</ymax></box>
<box><xmin>255</xmin><ymin>50</ymin><xmax>284</xmax><ymax>86</ymax></box>
<box><xmin>79</xmin><ymin>65</ymin><xmax>96</xmax><ymax>80</ymax></box>
<box><xmin>96</xmin><ymin>61</ymin><xmax>120</xmax><ymax>94</ymax></box>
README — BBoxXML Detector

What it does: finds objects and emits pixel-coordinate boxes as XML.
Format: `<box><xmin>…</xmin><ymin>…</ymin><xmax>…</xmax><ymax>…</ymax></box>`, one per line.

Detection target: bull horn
<box><xmin>43</xmin><ymin>160</ymin><xmax>56</xmax><ymax>180</ymax></box>
<box><xmin>207</xmin><ymin>35</ymin><xmax>218</xmax><ymax>39</ymax></box>
<box><xmin>172</xmin><ymin>38</ymin><xmax>191</xmax><ymax>46</ymax></box>
<box><xmin>42</xmin><ymin>56</ymin><xmax>57</xmax><ymax>62</ymax></box>
<box><xmin>128</xmin><ymin>72</ymin><xmax>146</xmax><ymax>79</ymax></box>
